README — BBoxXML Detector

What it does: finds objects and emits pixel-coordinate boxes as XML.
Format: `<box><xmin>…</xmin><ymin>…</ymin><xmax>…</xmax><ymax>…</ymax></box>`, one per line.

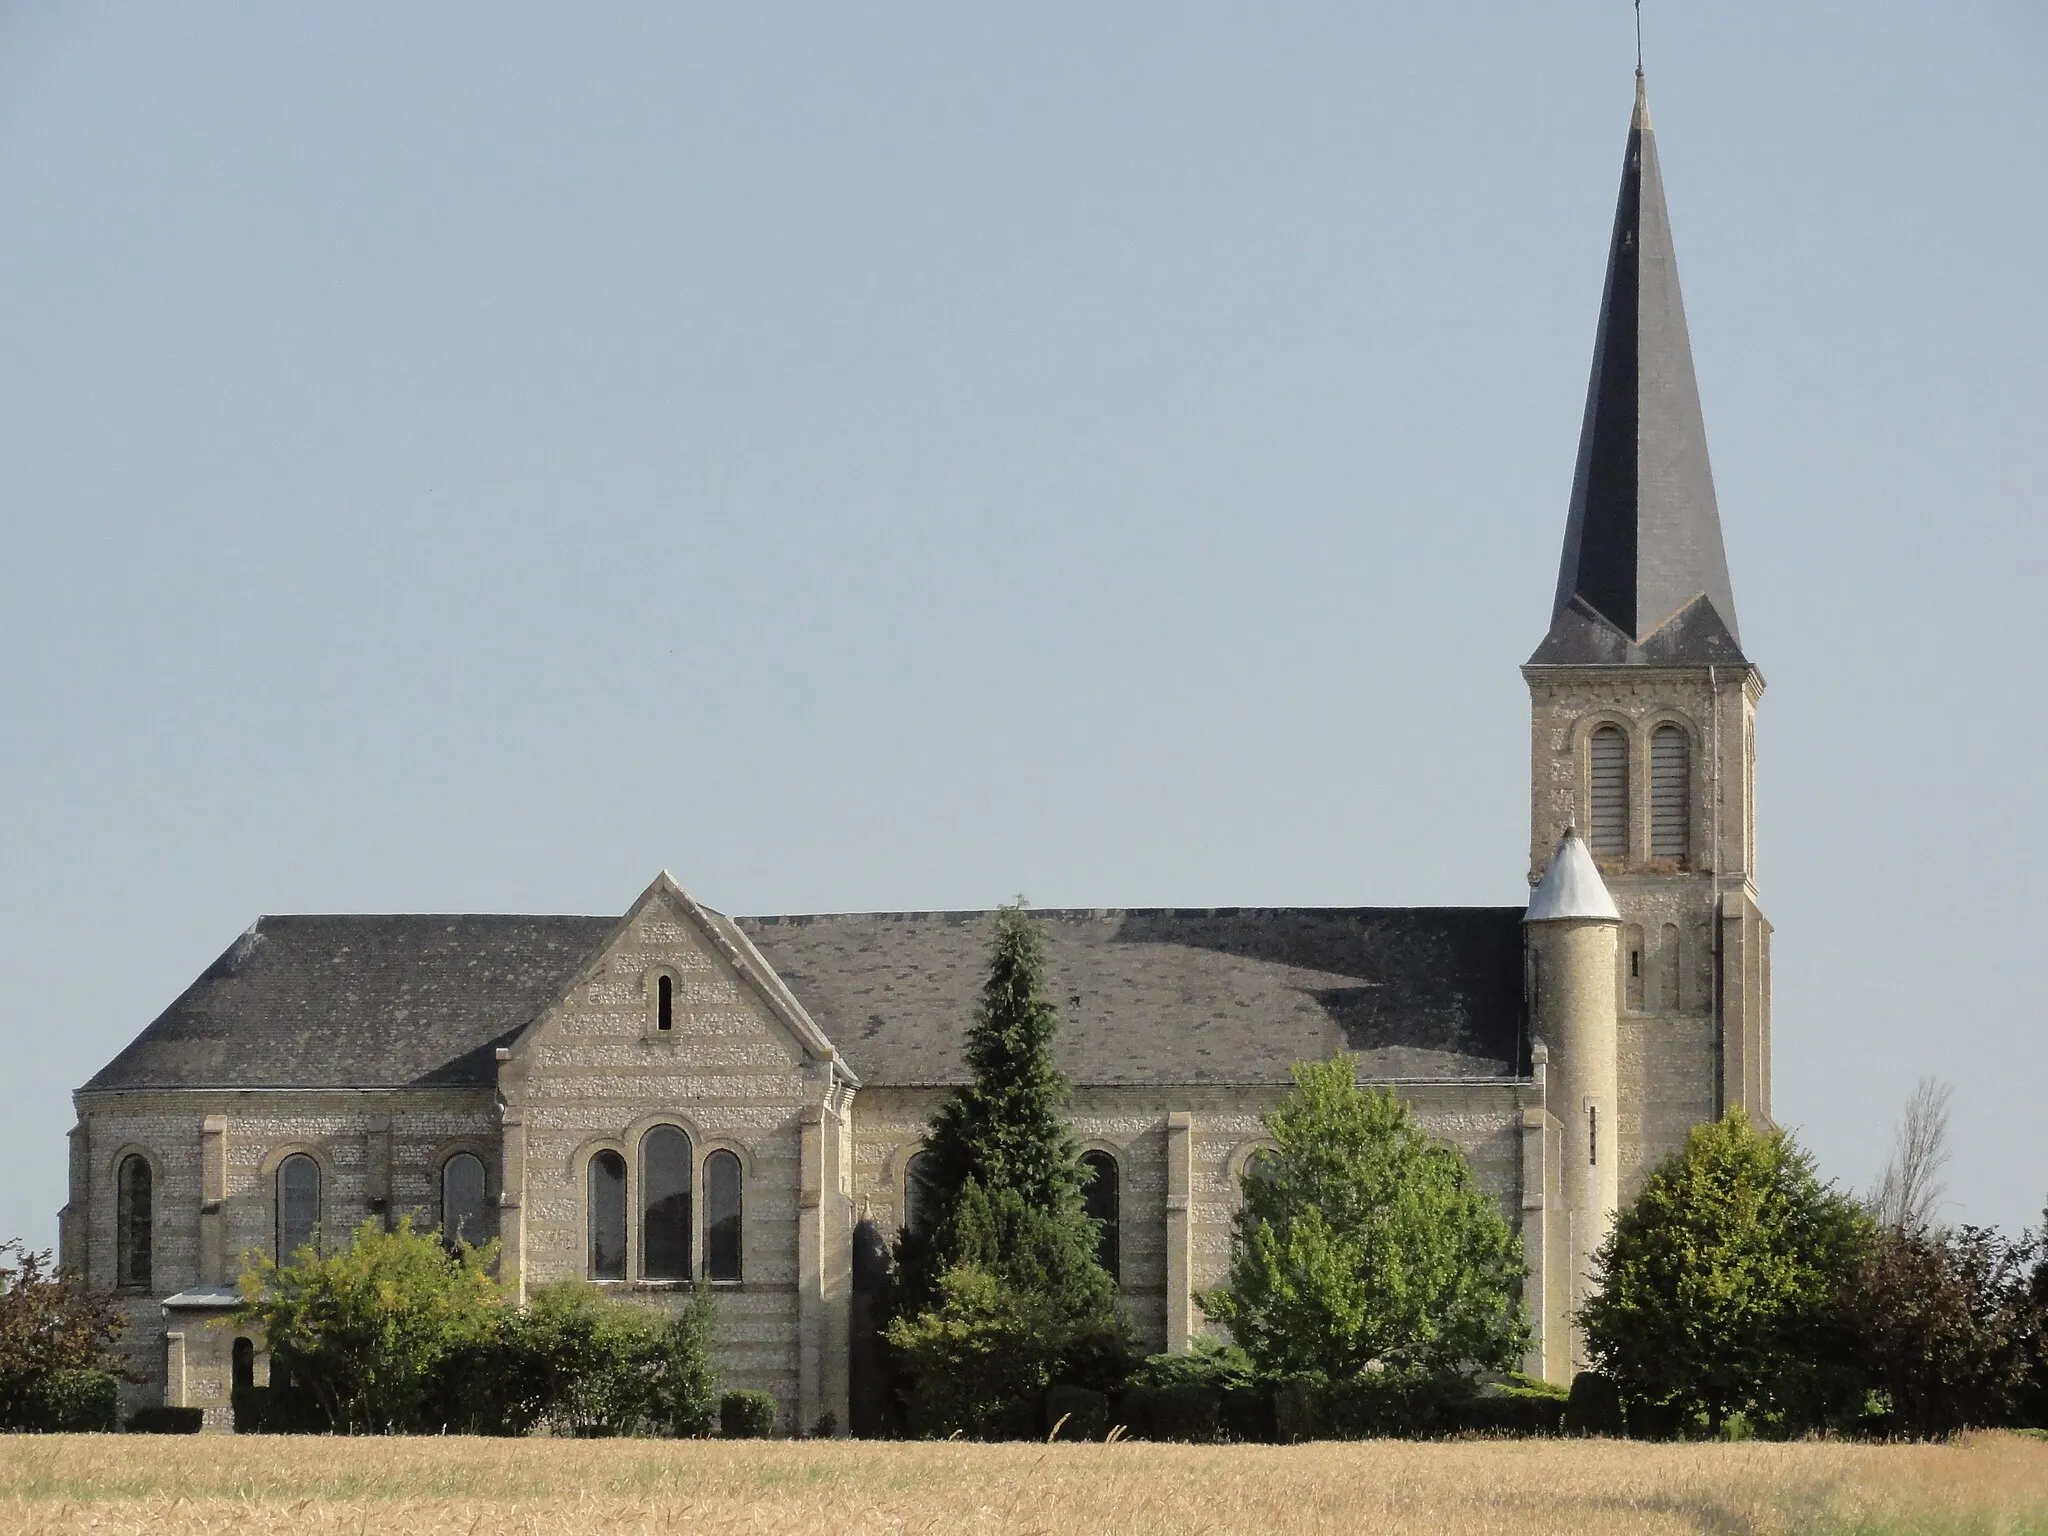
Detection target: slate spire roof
<box><xmin>1531</xmin><ymin>72</ymin><xmax>1746</xmax><ymax>668</ymax></box>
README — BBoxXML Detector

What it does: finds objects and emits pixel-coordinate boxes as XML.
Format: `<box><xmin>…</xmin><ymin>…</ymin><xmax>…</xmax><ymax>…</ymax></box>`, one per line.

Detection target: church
<box><xmin>62</xmin><ymin>73</ymin><xmax>1770</xmax><ymax>1432</ymax></box>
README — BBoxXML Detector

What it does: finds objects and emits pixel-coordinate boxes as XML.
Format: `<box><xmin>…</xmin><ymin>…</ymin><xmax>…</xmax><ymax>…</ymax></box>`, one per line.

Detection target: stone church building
<box><xmin>62</xmin><ymin>74</ymin><xmax>1770</xmax><ymax>1431</ymax></box>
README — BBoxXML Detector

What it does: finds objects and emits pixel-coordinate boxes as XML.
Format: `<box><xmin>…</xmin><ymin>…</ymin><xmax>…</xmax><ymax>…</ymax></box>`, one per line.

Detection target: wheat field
<box><xmin>0</xmin><ymin>1432</ymin><xmax>2042</xmax><ymax>1534</ymax></box>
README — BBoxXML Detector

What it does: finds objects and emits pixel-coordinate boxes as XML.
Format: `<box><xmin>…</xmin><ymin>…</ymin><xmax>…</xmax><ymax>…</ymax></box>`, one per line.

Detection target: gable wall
<box><xmin>504</xmin><ymin>898</ymin><xmax>844</xmax><ymax>1430</ymax></box>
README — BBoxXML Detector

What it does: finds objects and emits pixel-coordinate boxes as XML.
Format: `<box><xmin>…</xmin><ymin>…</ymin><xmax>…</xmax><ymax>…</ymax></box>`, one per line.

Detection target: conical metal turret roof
<box><xmin>1524</xmin><ymin>827</ymin><xmax>1622</xmax><ymax>923</ymax></box>
<box><xmin>1530</xmin><ymin>73</ymin><xmax>1745</xmax><ymax>667</ymax></box>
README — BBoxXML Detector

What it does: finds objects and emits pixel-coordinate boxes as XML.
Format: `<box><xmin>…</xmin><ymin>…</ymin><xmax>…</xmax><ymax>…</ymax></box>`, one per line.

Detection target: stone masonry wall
<box><xmin>70</xmin><ymin>1086</ymin><xmax>498</xmax><ymax>1427</ymax></box>
<box><xmin>502</xmin><ymin>891</ymin><xmax>840</xmax><ymax>1430</ymax></box>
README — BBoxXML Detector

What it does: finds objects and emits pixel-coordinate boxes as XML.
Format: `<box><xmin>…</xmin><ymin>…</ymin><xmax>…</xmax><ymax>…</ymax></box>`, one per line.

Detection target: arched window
<box><xmin>1242</xmin><ymin>1149</ymin><xmax>1280</xmax><ymax>1232</ymax></box>
<box><xmin>1650</xmin><ymin>725</ymin><xmax>1690</xmax><ymax>862</ymax></box>
<box><xmin>641</xmin><ymin>1126</ymin><xmax>693</xmax><ymax>1281</ymax></box>
<box><xmin>704</xmin><ymin>1149</ymin><xmax>743</xmax><ymax>1282</ymax></box>
<box><xmin>1589</xmin><ymin>725</ymin><xmax>1630</xmax><ymax>858</ymax></box>
<box><xmin>277</xmin><ymin>1154</ymin><xmax>321</xmax><ymax>1261</ymax></box>
<box><xmin>441</xmin><ymin>1152</ymin><xmax>488</xmax><ymax>1248</ymax></box>
<box><xmin>902</xmin><ymin>1151</ymin><xmax>934</xmax><ymax>1235</ymax></box>
<box><xmin>231</xmin><ymin>1337</ymin><xmax>255</xmax><ymax>1395</ymax></box>
<box><xmin>588</xmin><ymin>1150</ymin><xmax>627</xmax><ymax>1280</ymax></box>
<box><xmin>1623</xmin><ymin>923</ymin><xmax>1645</xmax><ymax>1012</ymax></box>
<box><xmin>656</xmin><ymin>973</ymin><xmax>674</xmax><ymax>1031</ymax></box>
<box><xmin>115</xmin><ymin>1154</ymin><xmax>152</xmax><ymax>1289</ymax></box>
<box><xmin>1080</xmin><ymin>1150</ymin><xmax>1120</xmax><ymax>1282</ymax></box>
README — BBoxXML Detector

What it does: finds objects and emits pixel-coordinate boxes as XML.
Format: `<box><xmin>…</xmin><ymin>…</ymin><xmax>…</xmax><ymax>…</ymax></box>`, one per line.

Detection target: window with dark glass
<box><xmin>116</xmin><ymin>1154</ymin><xmax>152</xmax><ymax>1289</ymax></box>
<box><xmin>276</xmin><ymin>1153</ymin><xmax>321</xmax><ymax>1260</ymax></box>
<box><xmin>1243</xmin><ymin>1149</ymin><xmax>1279</xmax><ymax>1230</ymax></box>
<box><xmin>588</xmin><ymin>1149</ymin><xmax>627</xmax><ymax>1280</ymax></box>
<box><xmin>641</xmin><ymin>1126</ymin><xmax>693</xmax><ymax>1281</ymax></box>
<box><xmin>442</xmin><ymin>1152</ymin><xmax>488</xmax><ymax>1248</ymax></box>
<box><xmin>657</xmin><ymin>973</ymin><xmax>673</xmax><ymax>1031</ymax></box>
<box><xmin>1080</xmin><ymin>1150</ymin><xmax>1120</xmax><ymax>1282</ymax></box>
<box><xmin>902</xmin><ymin>1151</ymin><xmax>934</xmax><ymax>1235</ymax></box>
<box><xmin>704</xmin><ymin>1149</ymin><xmax>743</xmax><ymax>1281</ymax></box>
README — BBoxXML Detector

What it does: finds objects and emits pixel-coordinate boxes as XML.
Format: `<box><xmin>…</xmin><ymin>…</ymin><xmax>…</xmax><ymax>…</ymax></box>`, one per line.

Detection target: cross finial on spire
<box><xmin>1635</xmin><ymin>0</ymin><xmax>1644</xmax><ymax>73</ymax></box>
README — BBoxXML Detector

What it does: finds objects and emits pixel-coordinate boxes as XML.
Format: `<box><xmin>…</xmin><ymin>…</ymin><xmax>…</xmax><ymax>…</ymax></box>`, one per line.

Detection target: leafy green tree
<box><xmin>884</xmin><ymin>903</ymin><xmax>1125</xmax><ymax>1435</ymax></box>
<box><xmin>0</xmin><ymin>1241</ymin><xmax>125</xmax><ymax>1430</ymax></box>
<box><xmin>1201</xmin><ymin>1057</ymin><xmax>1527</xmax><ymax>1388</ymax></box>
<box><xmin>1580</xmin><ymin>1109</ymin><xmax>1871</xmax><ymax>1436</ymax></box>
<box><xmin>238</xmin><ymin>1217</ymin><xmax>503</xmax><ymax>1433</ymax></box>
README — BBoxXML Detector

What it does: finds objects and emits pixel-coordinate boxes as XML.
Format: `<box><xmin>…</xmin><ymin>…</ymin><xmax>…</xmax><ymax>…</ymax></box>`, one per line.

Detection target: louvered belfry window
<box><xmin>1650</xmin><ymin>725</ymin><xmax>1690</xmax><ymax>863</ymax></box>
<box><xmin>1589</xmin><ymin>725</ymin><xmax>1630</xmax><ymax>858</ymax></box>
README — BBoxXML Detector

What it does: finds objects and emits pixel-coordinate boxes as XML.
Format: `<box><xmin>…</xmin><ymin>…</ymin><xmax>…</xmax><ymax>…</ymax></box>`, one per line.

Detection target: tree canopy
<box><xmin>1579</xmin><ymin>1108</ymin><xmax>1870</xmax><ymax>1434</ymax></box>
<box><xmin>1200</xmin><ymin>1056</ymin><xmax>1527</xmax><ymax>1386</ymax></box>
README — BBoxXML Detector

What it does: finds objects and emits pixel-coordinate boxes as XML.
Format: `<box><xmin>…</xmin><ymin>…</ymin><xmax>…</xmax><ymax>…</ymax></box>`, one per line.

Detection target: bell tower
<box><xmin>1525</xmin><ymin>72</ymin><xmax>1770</xmax><ymax>1205</ymax></box>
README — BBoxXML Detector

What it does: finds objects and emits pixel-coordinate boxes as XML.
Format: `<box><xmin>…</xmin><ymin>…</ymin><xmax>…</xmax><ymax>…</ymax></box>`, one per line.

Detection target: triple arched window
<box><xmin>586</xmin><ymin>1130</ymin><xmax>745</xmax><ymax>1283</ymax></box>
<box><xmin>276</xmin><ymin>1153</ymin><xmax>321</xmax><ymax>1260</ymax></box>
<box><xmin>116</xmin><ymin>1154</ymin><xmax>152</xmax><ymax>1289</ymax></box>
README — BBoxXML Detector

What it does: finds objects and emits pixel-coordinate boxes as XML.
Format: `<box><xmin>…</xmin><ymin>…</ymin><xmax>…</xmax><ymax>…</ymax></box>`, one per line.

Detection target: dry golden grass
<box><xmin>0</xmin><ymin>1432</ymin><xmax>2042</xmax><ymax>1535</ymax></box>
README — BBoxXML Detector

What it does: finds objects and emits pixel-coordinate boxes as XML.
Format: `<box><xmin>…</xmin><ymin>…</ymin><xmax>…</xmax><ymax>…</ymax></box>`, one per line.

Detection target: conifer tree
<box><xmin>884</xmin><ymin>903</ymin><xmax>1122</xmax><ymax>1434</ymax></box>
<box><xmin>893</xmin><ymin>902</ymin><xmax>1096</xmax><ymax>1313</ymax></box>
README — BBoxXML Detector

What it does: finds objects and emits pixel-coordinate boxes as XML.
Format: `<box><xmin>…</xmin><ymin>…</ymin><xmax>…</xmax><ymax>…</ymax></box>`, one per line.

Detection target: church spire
<box><xmin>1530</xmin><ymin>71</ymin><xmax>1745</xmax><ymax>667</ymax></box>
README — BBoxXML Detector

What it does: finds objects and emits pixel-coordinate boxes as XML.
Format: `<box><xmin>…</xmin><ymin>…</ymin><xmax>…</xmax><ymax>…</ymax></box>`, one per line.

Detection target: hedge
<box><xmin>720</xmin><ymin>1390</ymin><xmax>778</xmax><ymax>1439</ymax></box>
<box><xmin>126</xmin><ymin>1406</ymin><xmax>204</xmax><ymax>1434</ymax></box>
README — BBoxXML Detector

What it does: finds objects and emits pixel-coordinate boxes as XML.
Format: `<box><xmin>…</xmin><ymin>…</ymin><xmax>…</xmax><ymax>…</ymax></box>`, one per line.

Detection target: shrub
<box><xmin>887</xmin><ymin>1263</ymin><xmax>1065</xmax><ymax>1439</ymax></box>
<box><xmin>125</xmin><ymin>1405</ymin><xmax>203</xmax><ymax>1434</ymax></box>
<box><xmin>230</xmin><ymin>1385</ymin><xmax>269</xmax><ymax>1435</ymax></box>
<box><xmin>1044</xmin><ymin>1384</ymin><xmax>1107</xmax><ymax>1441</ymax></box>
<box><xmin>721</xmin><ymin>1389</ymin><xmax>778</xmax><ymax>1439</ymax></box>
<box><xmin>26</xmin><ymin>1368</ymin><xmax>119</xmax><ymax>1432</ymax></box>
<box><xmin>1462</xmin><ymin>1378</ymin><xmax>1568</xmax><ymax>1437</ymax></box>
<box><xmin>1118</xmin><ymin>1341</ymin><xmax>1264</xmax><ymax>1443</ymax></box>
<box><xmin>0</xmin><ymin>1242</ymin><xmax>124</xmax><ymax>1430</ymax></box>
<box><xmin>235</xmin><ymin>1231</ymin><xmax>720</xmax><ymax>1438</ymax></box>
<box><xmin>1565</xmin><ymin>1371</ymin><xmax>1624</xmax><ymax>1436</ymax></box>
<box><xmin>237</xmin><ymin>1217</ymin><xmax>504</xmax><ymax>1434</ymax></box>
<box><xmin>450</xmin><ymin>1283</ymin><xmax>720</xmax><ymax>1439</ymax></box>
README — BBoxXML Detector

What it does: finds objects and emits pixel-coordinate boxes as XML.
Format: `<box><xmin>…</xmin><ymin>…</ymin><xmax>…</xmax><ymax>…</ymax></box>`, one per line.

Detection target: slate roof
<box><xmin>84</xmin><ymin>915</ymin><xmax>617</xmax><ymax>1091</ymax></box>
<box><xmin>737</xmin><ymin>908</ymin><xmax>1528</xmax><ymax>1086</ymax></box>
<box><xmin>1537</xmin><ymin>73</ymin><xmax>1745</xmax><ymax>667</ymax></box>
<box><xmin>82</xmin><ymin>906</ymin><xmax>1530</xmax><ymax>1094</ymax></box>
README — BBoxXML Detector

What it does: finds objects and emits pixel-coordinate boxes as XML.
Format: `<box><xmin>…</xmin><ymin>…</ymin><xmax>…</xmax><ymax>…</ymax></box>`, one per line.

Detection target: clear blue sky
<box><xmin>2</xmin><ymin>3</ymin><xmax>2043</xmax><ymax>1246</ymax></box>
